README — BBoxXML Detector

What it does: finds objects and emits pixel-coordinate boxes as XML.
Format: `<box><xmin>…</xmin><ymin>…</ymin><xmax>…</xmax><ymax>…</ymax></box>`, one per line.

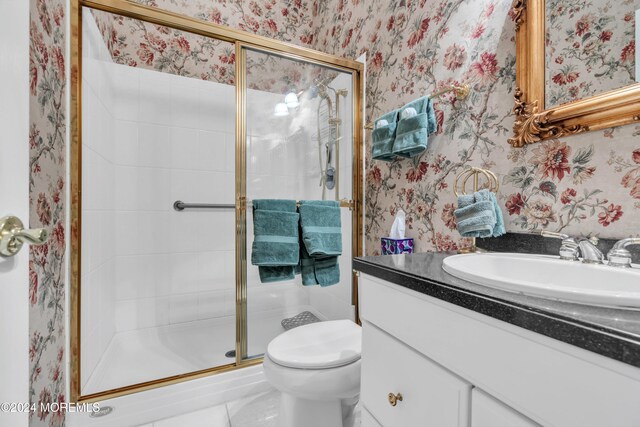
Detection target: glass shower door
<box><xmin>237</xmin><ymin>45</ymin><xmax>357</xmax><ymax>361</ymax></box>
<box><xmin>77</xmin><ymin>7</ymin><xmax>238</xmax><ymax>398</ymax></box>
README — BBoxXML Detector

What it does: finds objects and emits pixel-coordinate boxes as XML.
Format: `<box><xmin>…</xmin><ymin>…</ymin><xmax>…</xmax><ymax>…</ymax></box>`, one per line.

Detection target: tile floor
<box><xmin>138</xmin><ymin>389</ymin><xmax>361</xmax><ymax>427</ymax></box>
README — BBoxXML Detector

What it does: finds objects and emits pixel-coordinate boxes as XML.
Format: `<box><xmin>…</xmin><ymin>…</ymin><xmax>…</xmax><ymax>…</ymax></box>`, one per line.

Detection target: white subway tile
<box><xmin>197</xmin><ymin>130</ymin><xmax>227</xmax><ymax>171</ymax></box>
<box><xmin>197</xmin><ymin>291</ymin><xmax>234</xmax><ymax>320</ymax></box>
<box><xmin>114</xmin><ymin>65</ymin><xmax>139</xmax><ymax>121</ymax></box>
<box><xmin>139</xmin><ymin>70</ymin><xmax>170</xmax><ymax>125</ymax></box>
<box><xmin>197</xmin><ymin>211</ymin><xmax>235</xmax><ymax>252</ymax></box>
<box><xmin>115</xmin><ymin>255</ymin><xmax>140</xmax><ymax>301</ymax></box>
<box><xmin>114</xmin><ymin>165</ymin><xmax>139</xmax><ymax>211</ymax></box>
<box><xmin>169</xmin><ymin>294</ymin><xmax>199</xmax><ymax>324</ymax></box>
<box><xmin>137</xmin><ymin>167</ymin><xmax>171</xmax><ymax>211</ymax></box>
<box><xmin>170</xmin><ymin>169</ymin><xmax>200</xmax><ymax>205</ymax></box>
<box><xmin>170</xmin><ymin>127</ymin><xmax>199</xmax><ymax>170</ymax></box>
<box><xmin>171</xmin><ymin>78</ymin><xmax>200</xmax><ymax>129</ymax></box>
<box><xmin>198</xmin><ymin>252</ymin><xmax>228</xmax><ymax>293</ymax></box>
<box><xmin>114</xmin><ymin>121</ymin><xmax>139</xmax><ymax>166</ymax></box>
<box><xmin>139</xmin><ymin>123</ymin><xmax>171</xmax><ymax>168</ymax></box>
<box><xmin>115</xmin><ymin>211</ymin><xmax>139</xmax><ymax>256</ymax></box>
<box><xmin>168</xmin><ymin>210</ymin><xmax>199</xmax><ymax>254</ymax></box>
<box><xmin>137</xmin><ymin>211</ymin><xmax>170</xmax><ymax>254</ymax></box>
<box><xmin>169</xmin><ymin>253</ymin><xmax>200</xmax><ymax>295</ymax></box>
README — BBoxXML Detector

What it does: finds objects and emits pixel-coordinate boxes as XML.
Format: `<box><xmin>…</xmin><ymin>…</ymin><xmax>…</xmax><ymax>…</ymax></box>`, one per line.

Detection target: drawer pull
<box><xmin>388</xmin><ymin>392</ymin><xmax>403</xmax><ymax>407</ymax></box>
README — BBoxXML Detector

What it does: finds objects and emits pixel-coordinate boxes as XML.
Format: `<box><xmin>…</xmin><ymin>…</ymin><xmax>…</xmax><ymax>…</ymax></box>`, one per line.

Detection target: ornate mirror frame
<box><xmin>508</xmin><ymin>0</ymin><xmax>640</xmax><ymax>148</ymax></box>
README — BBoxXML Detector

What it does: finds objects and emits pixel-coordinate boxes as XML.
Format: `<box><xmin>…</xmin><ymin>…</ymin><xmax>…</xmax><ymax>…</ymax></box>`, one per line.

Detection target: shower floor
<box><xmin>83</xmin><ymin>305</ymin><xmax>324</xmax><ymax>395</ymax></box>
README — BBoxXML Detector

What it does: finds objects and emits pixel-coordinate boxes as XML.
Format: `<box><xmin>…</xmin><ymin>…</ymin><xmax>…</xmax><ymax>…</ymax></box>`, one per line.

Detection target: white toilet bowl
<box><xmin>263</xmin><ymin>319</ymin><xmax>362</xmax><ymax>427</ymax></box>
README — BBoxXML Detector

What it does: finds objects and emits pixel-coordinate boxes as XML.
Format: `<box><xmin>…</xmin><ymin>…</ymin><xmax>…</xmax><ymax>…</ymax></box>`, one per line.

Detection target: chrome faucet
<box><xmin>576</xmin><ymin>237</ymin><xmax>604</xmax><ymax>264</ymax></box>
<box><xmin>607</xmin><ymin>238</ymin><xmax>640</xmax><ymax>268</ymax></box>
<box><xmin>541</xmin><ymin>231</ymin><xmax>602</xmax><ymax>263</ymax></box>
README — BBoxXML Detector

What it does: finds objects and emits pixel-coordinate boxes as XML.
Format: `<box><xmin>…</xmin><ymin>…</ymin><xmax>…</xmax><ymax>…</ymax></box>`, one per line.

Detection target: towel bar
<box><xmin>365</xmin><ymin>83</ymin><xmax>471</xmax><ymax>130</ymax></box>
<box><xmin>173</xmin><ymin>199</ymin><xmax>355</xmax><ymax>211</ymax></box>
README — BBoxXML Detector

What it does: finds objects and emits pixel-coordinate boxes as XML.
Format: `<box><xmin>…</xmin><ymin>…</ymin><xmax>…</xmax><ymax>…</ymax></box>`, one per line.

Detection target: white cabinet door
<box><xmin>361</xmin><ymin>322</ymin><xmax>471</xmax><ymax>427</ymax></box>
<box><xmin>361</xmin><ymin>407</ymin><xmax>383</xmax><ymax>427</ymax></box>
<box><xmin>471</xmin><ymin>389</ymin><xmax>540</xmax><ymax>427</ymax></box>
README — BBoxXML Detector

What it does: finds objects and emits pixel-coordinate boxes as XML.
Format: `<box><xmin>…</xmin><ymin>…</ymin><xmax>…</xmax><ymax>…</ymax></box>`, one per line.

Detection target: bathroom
<box><xmin>0</xmin><ymin>0</ymin><xmax>639</xmax><ymax>426</ymax></box>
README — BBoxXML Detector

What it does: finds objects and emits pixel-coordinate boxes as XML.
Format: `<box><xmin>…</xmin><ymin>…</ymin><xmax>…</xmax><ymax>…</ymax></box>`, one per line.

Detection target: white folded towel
<box><xmin>375</xmin><ymin>119</ymin><xmax>389</xmax><ymax>129</ymax></box>
<box><xmin>401</xmin><ymin>107</ymin><xmax>418</xmax><ymax>119</ymax></box>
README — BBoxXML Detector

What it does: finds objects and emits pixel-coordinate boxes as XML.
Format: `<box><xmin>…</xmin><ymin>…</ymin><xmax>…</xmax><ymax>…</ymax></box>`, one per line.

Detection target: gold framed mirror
<box><xmin>509</xmin><ymin>0</ymin><xmax>640</xmax><ymax>148</ymax></box>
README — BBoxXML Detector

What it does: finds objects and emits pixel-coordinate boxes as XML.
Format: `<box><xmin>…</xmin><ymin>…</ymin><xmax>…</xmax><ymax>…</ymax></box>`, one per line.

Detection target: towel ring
<box><xmin>453</xmin><ymin>167</ymin><xmax>499</xmax><ymax>253</ymax></box>
<box><xmin>454</xmin><ymin>167</ymin><xmax>499</xmax><ymax>197</ymax></box>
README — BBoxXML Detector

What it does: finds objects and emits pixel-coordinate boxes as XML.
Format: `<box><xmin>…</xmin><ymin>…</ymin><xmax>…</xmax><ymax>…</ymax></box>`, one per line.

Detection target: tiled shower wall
<box><xmin>82</xmin><ymin>11</ymin><xmax>237</xmax><ymax>341</ymax></box>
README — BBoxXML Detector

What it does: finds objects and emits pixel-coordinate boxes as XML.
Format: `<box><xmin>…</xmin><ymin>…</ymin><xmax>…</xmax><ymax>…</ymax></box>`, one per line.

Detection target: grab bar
<box><xmin>173</xmin><ymin>201</ymin><xmax>234</xmax><ymax>211</ymax></box>
<box><xmin>174</xmin><ymin>198</ymin><xmax>355</xmax><ymax>211</ymax></box>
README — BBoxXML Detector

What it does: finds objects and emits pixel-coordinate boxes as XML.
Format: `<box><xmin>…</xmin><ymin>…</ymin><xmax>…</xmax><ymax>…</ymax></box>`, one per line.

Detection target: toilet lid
<box><xmin>267</xmin><ymin>319</ymin><xmax>362</xmax><ymax>369</ymax></box>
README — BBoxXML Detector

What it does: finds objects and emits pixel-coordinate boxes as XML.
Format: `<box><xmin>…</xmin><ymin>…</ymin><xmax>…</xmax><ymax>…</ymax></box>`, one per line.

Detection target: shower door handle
<box><xmin>0</xmin><ymin>215</ymin><xmax>49</xmax><ymax>257</ymax></box>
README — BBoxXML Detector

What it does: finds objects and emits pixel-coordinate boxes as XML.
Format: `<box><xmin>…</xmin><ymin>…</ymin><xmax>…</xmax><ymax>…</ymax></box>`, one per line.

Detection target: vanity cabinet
<box><xmin>359</xmin><ymin>274</ymin><xmax>640</xmax><ymax>427</ymax></box>
<box><xmin>361</xmin><ymin>323</ymin><xmax>471</xmax><ymax>427</ymax></box>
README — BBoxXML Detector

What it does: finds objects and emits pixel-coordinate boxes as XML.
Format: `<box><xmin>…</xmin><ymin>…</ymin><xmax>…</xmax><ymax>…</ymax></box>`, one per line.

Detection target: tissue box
<box><xmin>381</xmin><ymin>237</ymin><xmax>414</xmax><ymax>255</ymax></box>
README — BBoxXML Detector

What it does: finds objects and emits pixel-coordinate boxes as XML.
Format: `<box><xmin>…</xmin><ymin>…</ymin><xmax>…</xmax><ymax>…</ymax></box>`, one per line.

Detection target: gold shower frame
<box><xmin>69</xmin><ymin>0</ymin><xmax>364</xmax><ymax>403</ymax></box>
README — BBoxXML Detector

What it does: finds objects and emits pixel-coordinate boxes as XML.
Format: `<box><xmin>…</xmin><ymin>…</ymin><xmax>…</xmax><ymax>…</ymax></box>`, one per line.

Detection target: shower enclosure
<box><xmin>69</xmin><ymin>0</ymin><xmax>363</xmax><ymax>402</ymax></box>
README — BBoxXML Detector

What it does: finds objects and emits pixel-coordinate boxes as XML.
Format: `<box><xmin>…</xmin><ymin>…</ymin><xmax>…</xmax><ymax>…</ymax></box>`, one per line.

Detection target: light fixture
<box><xmin>284</xmin><ymin>92</ymin><xmax>300</xmax><ymax>108</ymax></box>
<box><xmin>274</xmin><ymin>102</ymin><xmax>289</xmax><ymax>116</ymax></box>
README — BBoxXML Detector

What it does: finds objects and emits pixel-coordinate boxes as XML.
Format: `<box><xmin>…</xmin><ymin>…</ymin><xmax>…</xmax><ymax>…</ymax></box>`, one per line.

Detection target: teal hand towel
<box><xmin>251</xmin><ymin>199</ymin><xmax>299</xmax><ymax>283</ymax></box>
<box><xmin>454</xmin><ymin>189</ymin><xmax>505</xmax><ymax>238</ymax></box>
<box><xmin>298</xmin><ymin>200</ymin><xmax>342</xmax><ymax>257</ymax></box>
<box><xmin>488</xmin><ymin>192</ymin><xmax>505</xmax><ymax>237</ymax></box>
<box><xmin>299</xmin><ymin>234</ymin><xmax>341</xmax><ymax>287</ymax></box>
<box><xmin>372</xmin><ymin>109</ymin><xmax>399</xmax><ymax>162</ymax></box>
<box><xmin>393</xmin><ymin>96</ymin><xmax>437</xmax><ymax>158</ymax></box>
<box><xmin>297</xmin><ymin>200</ymin><xmax>341</xmax><ymax>287</ymax></box>
<box><xmin>259</xmin><ymin>266</ymin><xmax>295</xmax><ymax>283</ymax></box>
<box><xmin>299</xmin><ymin>243</ymin><xmax>317</xmax><ymax>286</ymax></box>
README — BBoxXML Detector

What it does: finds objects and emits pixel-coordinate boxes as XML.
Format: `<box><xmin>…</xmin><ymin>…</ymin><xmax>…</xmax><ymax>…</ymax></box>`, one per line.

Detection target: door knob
<box><xmin>0</xmin><ymin>216</ymin><xmax>49</xmax><ymax>257</ymax></box>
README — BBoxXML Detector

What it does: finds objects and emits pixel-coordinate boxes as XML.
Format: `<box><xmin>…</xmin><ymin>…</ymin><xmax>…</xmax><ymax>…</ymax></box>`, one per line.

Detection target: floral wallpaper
<box><xmin>26</xmin><ymin>0</ymin><xmax>640</xmax><ymax>424</ymax></box>
<box><xmin>90</xmin><ymin>1</ymin><xmax>331</xmax><ymax>94</ymax></box>
<box><xmin>545</xmin><ymin>0</ymin><xmax>636</xmax><ymax>107</ymax></box>
<box><xmin>29</xmin><ymin>0</ymin><xmax>66</xmax><ymax>426</ymax></box>
<box><xmin>311</xmin><ymin>0</ymin><xmax>640</xmax><ymax>255</ymax></box>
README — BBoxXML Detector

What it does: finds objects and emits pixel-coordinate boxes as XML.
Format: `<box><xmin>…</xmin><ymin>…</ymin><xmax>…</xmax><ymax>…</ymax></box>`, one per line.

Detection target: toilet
<box><xmin>263</xmin><ymin>319</ymin><xmax>362</xmax><ymax>427</ymax></box>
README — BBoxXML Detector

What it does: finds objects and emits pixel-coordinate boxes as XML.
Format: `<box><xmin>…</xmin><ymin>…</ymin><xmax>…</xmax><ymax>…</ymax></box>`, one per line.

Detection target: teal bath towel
<box><xmin>372</xmin><ymin>109</ymin><xmax>400</xmax><ymax>162</ymax></box>
<box><xmin>393</xmin><ymin>96</ymin><xmax>437</xmax><ymax>158</ymax></box>
<box><xmin>298</xmin><ymin>200</ymin><xmax>342</xmax><ymax>286</ymax></box>
<box><xmin>454</xmin><ymin>189</ymin><xmax>505</xmax><ymax>238</ymax></box>
<box><xmin>299</xmin><ymin>242</ymin><xmax>341</xmax><ymax>287</ymax></box>
<box><xmin>251</xmin><ymin>199</ymin><xmax>300</xmax><ymax>283</ymax></box>
<box><xmin>298</xmin><ymin>200</ymin><xmax>342</xmax><ymax>257</ymax></box>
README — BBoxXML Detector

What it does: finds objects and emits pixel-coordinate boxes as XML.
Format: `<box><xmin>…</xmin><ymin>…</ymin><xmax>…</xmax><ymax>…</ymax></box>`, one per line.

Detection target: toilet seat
<box><xmin>267</xmin><ymin>319</ymin><xmax>362</xmax><ymax>369</ymax></box>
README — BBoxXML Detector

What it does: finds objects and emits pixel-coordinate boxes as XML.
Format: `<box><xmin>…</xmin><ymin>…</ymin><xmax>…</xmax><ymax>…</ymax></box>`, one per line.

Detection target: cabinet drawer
<box><xmin>361</xmin><ymin>322</ymin><xmax>471</xmax><ymax>427</ymax></box>
<box><xmin>471</xmin><ymin>389</ymin><xmax>539</xmax><ymax>427</ymax></box>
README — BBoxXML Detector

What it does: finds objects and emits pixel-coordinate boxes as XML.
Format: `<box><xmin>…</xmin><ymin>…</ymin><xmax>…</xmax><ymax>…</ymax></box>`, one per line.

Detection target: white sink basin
<box><xmin>443</xmin><ymin>253</ymin><xmax>640</xmax><ymax>309</ymax></box>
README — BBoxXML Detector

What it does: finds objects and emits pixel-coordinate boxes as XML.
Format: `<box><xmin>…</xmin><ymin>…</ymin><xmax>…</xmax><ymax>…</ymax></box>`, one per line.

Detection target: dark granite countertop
<box><xmin>354</xmin><ymin>252</ymin><xmax>640</xmax><ymax>369</ymax></box>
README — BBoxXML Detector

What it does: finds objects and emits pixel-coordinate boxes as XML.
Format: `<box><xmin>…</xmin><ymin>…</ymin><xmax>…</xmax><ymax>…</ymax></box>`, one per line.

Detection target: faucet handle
<box><xmin>607</xmin><ymin>238</ymin><xmax>640</xmax><ymax>268</ymax></box>
<box><xmin>540</xmin><ymin>231</ymin><xmax>579</xmax><ymax>261</ymax></box>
